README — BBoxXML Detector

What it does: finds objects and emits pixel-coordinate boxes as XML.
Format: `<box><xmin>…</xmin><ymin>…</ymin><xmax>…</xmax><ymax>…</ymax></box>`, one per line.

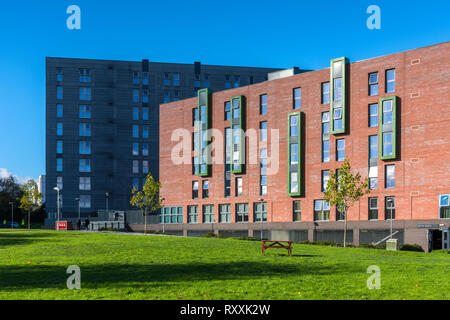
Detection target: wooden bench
<box><xmin>262</xmin><ymin>240</ymin><xmax>292</xmax><ymax>256</ymax></box>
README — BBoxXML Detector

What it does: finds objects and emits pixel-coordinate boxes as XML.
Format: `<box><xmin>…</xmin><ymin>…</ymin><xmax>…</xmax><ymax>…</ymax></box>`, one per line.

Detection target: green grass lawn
<box><xmin>0</xmin><ymin>230</ymin><xmax>449</xmax><ymax>300</ymax></box>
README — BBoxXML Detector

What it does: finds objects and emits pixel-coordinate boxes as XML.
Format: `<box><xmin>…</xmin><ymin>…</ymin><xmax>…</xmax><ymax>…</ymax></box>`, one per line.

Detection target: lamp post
<box><xmin>388</xmin><ymin>198</ymin><xmax>394</xmax><ymax>239</ymax></box>
<box><xmin>75</xmin><ymin>197</ymin><xmax>81</xmax><ymax>224</ymax></box>
<box><xmin>8</xmin><ymin>202</ymin><xmax>13</xmax><ymax>230</ymax></box>
<box><xmin>160</xmin><ymin>197</ymin><xmax>165</xmax><ymax>234</ymax></box>
<box><xmin>53</xmin><ymin>187</ymin><xmax>60</xmax><ymax>231</ymax></box>
<box><xmin>105</xmin><ymin>192</ymin><xmax>110</xmax><ymax>213</ymax></box>
<box><xmin>258</xmin><ymin>198</ymin><xmax>264</xmax><ymax>240</ymax></box>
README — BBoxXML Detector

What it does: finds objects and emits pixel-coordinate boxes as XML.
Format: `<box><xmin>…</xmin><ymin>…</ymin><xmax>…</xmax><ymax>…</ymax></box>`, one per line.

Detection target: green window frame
<box><xmin>230</xmin><ymin>95</ymin><xmax>246</xmax><ymax>174</ymax></box>
<box><xmin>197</xmin><ymin>88</ymin><xmax>212</xmax><ymax>176</ymax></box>
<box><xmin>287</xmin><ymin>112</ymin><xmax>303</xmax><ymax>196</ymax></box>
<box><xmin>293</xmin><ymin>200</ymin><xmax>301</xmax><ymax>221</ymax></box>
<box><xmin>330</xmin><ymin>57</ymin><xmax>348</xmax><ymax>134</ymax></box>
<box><xmin>379</xmin><ymin>96</ymin><xmax>397</xmax><ymax>160</ymax></box>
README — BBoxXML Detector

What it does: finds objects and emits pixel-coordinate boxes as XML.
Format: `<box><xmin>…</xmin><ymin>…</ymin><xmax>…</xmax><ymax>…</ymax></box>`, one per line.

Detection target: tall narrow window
<box><xmin>132</xmin><ymin>89</ymin><xmax>139</xmax><ymax>103</ymax></box>
<box><xmin>142</xmin><ymin>126</ymin><xmax>149</xmax><ymax>138</ymax></box>
<box><xmin>293</xmin><ymin>201</ymin><xmax>301</xmax><ymax>221</ymax></box>
<box><xmin>330</xmin><ymin>57</ymin><xmax>348</xmax><ymax>134</ymax></box>
<box><xmin>132</xmin><ymin>160</ymin><xmax>139</xmax><ymax>174</ymax></box>
<box><xmin>224</xmin><ymin>127</ymin><xmax>231</xmax><ymax>197</ymax></box>
<box><xmin>192</xmin><ymin>181</ymin><xmax>198</xmax><ymax>199</ymax></box>
<box><xmin>369</xmin><ymin>103</ymin><xmax>378</xmax><ymax>127</ymax></box>
<box><xmin>57</xmin><ymin>176</ymin><xmax>63</xmax><ymax>189</ymax></box>
<box><xmin>288</xmin><ymin>112</ymin><xmax>302</xmax><ymax>196</ymax></box>
<box><xmin>369</xmin><ymin>197</ymin><xmax>378</xmax><ymax>220</ymax></box>
<box><xmin>188</xmin><ymin>205</ymin><xmax>198</xmax><ymax>223</ymax></box>
<box><xmin>336</xmin><ymin>139</ymin><xmax>345</xmax><ymax>161</ymax></box>
<box><xmin>132</xmin><ymin>107</ymin><xmax>139</xmax><ymax>120</ymax></box>
<box><xmin>79</xmin><ymin>159</ymin><xmax>91</xmax><ymax>173</ymax></box>
<box><xmin>173</xmin><ymin>73</ymin><xmax>180</xmax><ymax>86</ymax></box>
<box><xmin>79</xmin><ymin>87</ymin><xmax>91</xmax><ymax>101</ymax></box>
<box><xmin>143</xmin><ymin>72</ymin><xmax>149</xmax><ymax>85</ymax></box>
<box><xmin>142</xmin><ymin>143</ymin><xmax>148</xmax><ymax>156</ymax></box>
<box><xmin>321</xmin><ymin>170</ymin><xmax>330</xmax><ymax>192</ymax></box>
<box><xmin>293</xmin><ymin>88</ymin><xmax>301</xmax><ymax>109</ymax></box>
<box><xmin>219</xmin><ymin>204</ymin><xmax>231</xmax><ymax>223</ymax></box>
<box><xmin>260</xmin><ymin>121</ymin><xmax>267</xmax><ymax>142</ymax></box>
<box><xmin>56</xmin><ymin>141</ymin><xmax>63</xmax><ymax>154</ymax></box>
<box><xmin>368</xmin><ymin>72</ymin><xmax>378</xmax><ymax>96</ymax></box>
<box><xmin>386</xmin><ymin>69</ymin><xmax>395</xmax><ymax>93</ymax></box>
<box><xmin>224</xmin><ymin>101</ymin><xmax>231</xmax><ymax>121</ymax></box>
<box><xmin>56</xmin><ymin>158</ymin><xmax>63</xmax><ymax>172</ymax></box>
<box><xmin>439</xmin><ymin>195</ymin><xmax>450</xmax><ymax>219</ymax></box>
<box><xmin>80</xmin><ymin>69</ymin><xmax>91</xmax><ymax>83</ymax></box>
<box><xmin>163</xmin><ymin>73</ymin><xmax>171</xmax><ymax>86</ymax></box>
<box><xmin>132</xmin><ymin>143</ymin><xmax>139</xmax><ymax>156</ymax></box>
<box><xmin>56</xmin><ymin>68</ymin><xmax>63</xmax><ymax>81</ymax></box>
<box><xmin>143</xmin><ymin>107</ymin><xmax>149</xmax><ymax>121</ymax></box>
<box><xmin>142</xmin><ymin>90</ymin><xmax>149</xmax><ymax>103</ymax></box>
<box><xmin>132</xmin><ymin>125</ymin><xmax>139</xmax><ymax>138</ymax></box>
<box><xmin>322</xmin><ymin>112</ymin><xmax>330</xmax><ymax>163</ymax></box>
<box><xmin>57</xmin><ymin>86</ymin><xmax>63</xmax><ymax>100</ymax></box>
<box><xmin>202</xmin><ymin>180</ymin><xmax>209</xmax><ymax>198</ymax></box>
<box><xmin>80</xmin><ymin>105</ymin><xmax>91</xmax><ymax>119</ymax></box>
<box><xmin>260</xmin><ymin>94</ymin><xmax>267</xmax><ymax>115</ymax></box>
<box><xmin>57</xmin><ymin>104</ymin><xmax>63</xmax><ymax>118</ymax></box>
<box><xmin>233</xmin><ymin>76</ymin><xmax>240</xmax><ymax>88</ymax></box>
<box><xmin>231</xmin><ymin>95</ymin><xmax>245</xmax><ymax>174</ymax></box>
<box><xmin>235</xmin><ymin>177</ymin><xmax>242</xmax><ymax>197</ymax></box>
<box><xmin>254</xmin><ymin>202</ymin><xmax>267</xmax><ymax>222</ymax></box>
<box><xmin>321</xmin><ymin>82</ymin><xmax>330</xmax><ymax>104</ymax></box>
<box><xmin>379</xmin><ymin>96</ymin><xmax>397</xmax><ymax>160</ymax></box>
<box><xmin>236</xmin><ymin>203</ymin><xmax>248</xmax><ymax>222</ymax></box>
<box><xmin>260</xmin><ymin>148</ymin><xmax>267</xmax><ymax>196</ymax></box>
<box><xmin>368</xmin><ymin>135</ymin><xmax>378</xmax><ymax>190</ymax></box>
<box><xmin>142</xmin><ymin>160</ymin><xmax>149</xmax><ymax>174</ymax></box>
<box><xmin>385</xmin><ymin>196</ymin><xmax>395</xmax><ymax>220</ymax></box>
<box><xmin>203</xmin><ymin>205</ymin><xmax>214</xmax><ymax>223</ymax></box>
<box><xmin>385</xmin><ymin>165</ymin><xmax>395</xmax><ymax>189</ymax></box>
<box><xmin>57</xmin><ymin>123</ymin><xmax>63</xmax><ymax>136</ymax></box>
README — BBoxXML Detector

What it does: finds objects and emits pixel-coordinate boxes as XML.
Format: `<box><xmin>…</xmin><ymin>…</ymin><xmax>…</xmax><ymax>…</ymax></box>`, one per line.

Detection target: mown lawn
<box><xmin>0</xmin><ymin>230</ymin><xmax>449</xmax><ymax>300</ymax></box>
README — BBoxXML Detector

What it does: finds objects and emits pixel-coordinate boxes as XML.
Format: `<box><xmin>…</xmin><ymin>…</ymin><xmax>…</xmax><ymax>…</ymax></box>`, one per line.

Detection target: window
<box><xmin>225</xmin><ymin>75</ymin><xmax>231</xmax><ymax>89</ymax></box>
<box><xmin>321</xmin><ymin>170</ymin><xmax>330</xmax><ymax>192</ymax></box>
<box><xmin>57</xmin><ymin>86</ymin><xmax>63</xmax><ymax>100</ymax></box>
<box><xmin>132</xmin><ymin>89</ymin><xmax>139</xmax><ymax>103</ymax></box>
<box><xmin>79</xmin><ymin>141</ymin><xmax>91</xmax><ymax>154</ymax></box>
<box><xmin>173</xmin><ymin>73</ymin><xmax>180</xmax><ymax>86</ymax></box>
<box><xmin>333</xmin><ymin>78</ymin><xmax>342</xmax><ymax>101</ymax></box>
<box><xmin>56</xmin><ymin>140</ymin><xmax>63</xmax><ymax>154</ymax></box>
<box><xmin>369</xmin><ymin>135</ymin><xmax>378</xmax><ymax>160</ymax></box>
<box><xmin>57</xmin><ymin>123</ymin><xmax>63</xmax><ymax>136</ymax></box>
<box><xmin>194</xmin><ymin>74</ymin><xmax>201</xmax><ymax>88</ymax></box>
<box><xmin>336</xmin><ymin>208</ymin><xmax>345</xmax><ymax>221</ymax></box>
<box><xmin>142</xmin><ymin>89</ymin><xmax>149</xmax><ymax>103</ymax></box>
<box><xmin>142</xmin><ymin>72</ymin><xmax>149</xmax><ymax>85</ymax></box>
<box><xmin>142</xmin><ymin>143</ymin><xmax>149</xmax><ymax>156</ymax></box>
<box><xmin>321</xmin><ymin>82</ymin><xmax>330</xmax><ymax>104</ymax></box>
<box><xmin>368</xmin><ymin>135</ymin><xmax>378</xmax><ymax>190</ymax></box>
<box><xmin>132</xmin><ymin>107</ymin><xmax>139</xmax><ymax>120</ymax></box>
<box><xmin>192</xmin><ymin>108</ymin><xmax>199</xmax><ymax>126</ymax></box>
<box><xmin>368</xmin><ymin>103</ymin><xmax>378</xmax><ymax>127</ymax></box>
<box><xmin>203</xmin><ymin>205</ymin><xmax>214</xmax><ymax>223</ymax></box>
<box><xmin>369</xmin><ymin>198</ymin><xmax>378</xmax><ymax>220</ymax></box>
<box><xmin>79</xmin><ymin>159</ymin><xmax>91</xmax><ymax>173</ymax></box>
<box><xmin>192</xmin><ymin>181</ymin><xmax>198</xmax><ymax>199</ymax></box>
<box><xmin>79</xmin><ymin>177</ymin><xmax>91</xmax><ymax>191</ymax></box>
<box><xmin>56</xmin><ymin>68</ymin><xmax>63</xmax><ymax>81</ymax></box>
<box><xmin>233</xmin><ymin>76</ymin><xmax>240</xmax><ymax>88</ymax></box>
<box><xmin>203</xmin><ymin>75</ymin><xmax>210</xmax><ymax>88</ymax></box>
<box><xmin>202</xmin><ymin>180</ymin><xmax>209</xmax><ymax>198</ymax></box>
<box><xmin>80</xmin><ymin>195</ymin><xmax>91</xmax><ymax>209</ymax></box>
<box><xmin>188</xmin><ymin>205</ymin><xmax>198</xmax><ymax>223</ymax></box>
<box><xmin>254</xmin><ymin>202</ymin><xmax>267</xmax><ymax>222</ymax></box>
<box><xmin>290</xmin><ymin>172</ymin><xmax>298</xmax><ymax>194</ymax></box>
<box><xmin>260</xmin><ymin>94</ymin><xmax>267</xmax><ymax>115</ymax></box>
<box><xmin>385</xmin><ymin>196</ymin><xmax>395</xmax><ymax>220</ymax></box>
<box><xmin>56</xmin><ymin>158</ymin><xmax>63</xmax><ymax>172</ymax></box>
<box><xmin>173</xmin><ymin>91</ymin><xmax>179</xmax><ymax>101</ymax></box>
<box><xmin>56</xmin><ymin>176</ymin><xmax>63</xmax><ymax>190</ymax></box>
<box><xmin>132</xmin><ymin>72</ymin><xmax>140</xmax><ymax>85</ymax></box>
<box><xmin>57</xmin><ymin>104</ymin><xmax>63</xmax><ymax>118</ymax></box>
<box><xmin>293</xmin><ymin>88</ymin><xmax>301</xmax><ymax>109</ymax></box>
<box><xmin>163</xmin><ymin>73</ymin><xmax>171</xmax><ymax>86</ymax></box>
<box><xmin>225</xmin><ymin>101</ymin><xmax>231</xmax><ymax>121</ymax></box>
<box><xmin>161</xmin><ymin>207</ymin><xmax>183</xmax><ymax>224</ymax></box>
<box><xmin>79</xmin><ymin>105</ymin><xmax>91</xmax><ymax>119</ymax></box>
<box><xmin>142</xmin><ymin>126</ymin><xmax>149</xmax><ymax>138</ymax></box>
<box><xmin>132</xmin><ymin>142</ymin><xmax>139</xmax><ymax>156</ymax></box>
<box><xmin>219</xmin><ymin>204</ymin><xmax>231</xmax><ymax>223</ymax></box>
<box><xmin>382</xmin><ymin>100</ymin><xmax>393</xmax><ymax>124</ymax></box>
<box><xmin>368</xmin><ymin>72</ymin><xmax>378</xmax><ymax>96</ymax></box>
<box><xmin>322</xmin><ymin>112</ymin><xmax>330</xmax><ymax>163</ymax></box>
<box><xmin>132</xmin><ymin>125</ymin><xmax>139</xmax><ymax>138</ymax></box>
<box><xmin>293</xmin><ymin>200</ymin><xmax>301</xmax><ymax>221</ymax></box>
<box><xmin>439</xmin><ymin>195</ymin><xmax>450</xmax><ymax>219</ymax></box>
<box><xmin>385</xmin><ymin>165</ymin><xmax>395</xmax><ymax>189</ymax></box>
<box><xmin>386</xmin><ymin>69</ymin><xmax>395</xmax><ymax>93</ymax></box>
<box><xmin>79</xmin><ymin>123</ymin><xmax>91</xmax><ymax>136</ymax></box>
<box><xmin>80</xmin><ymin>69</ymin><xmax>91</xmax><ymax>83</ymax></box>
<box><xmin>132</xmin><ymin>178</ymin><xmax>139</xmax><ymax>190</ymax></box>
<box><xmin>260</xmin><ymin>148</ymin><xmax>267</xmax><ymax>196</ymax></box>
<box><xmin>235</xmin><ymin>177</ymin><xmax>243</xmax><ymax>196</ymax></box>
<box><xmin>336</xmin><ymin>139</ymin><xmax>345</xmax><ymax>161</ymax></box>
<box><xmin>79</xmin><ymin>87</ymin><xmax>91</xmax><ymax>101</ymax></box>
<box><xmin>142</xmin><ymin>160</ymin><xmax>149</xmax><ymax>174</ymax></box>
<box><xmin>163</xmin><ymin>91</ymin><xmax>170</xmax><ymax>103</ymax></box>
<box><xmin>132</xmin><ymin>160</ymin><xmax>139</xmax><ymax>174</ymax></box>
<box><xmin>236</xmin><ymin>203</ymin><xmax>248</xmax><ymax>223</ymax></box>
<box><xmin>260</xmin><ymin>121</ymin><xmax>267</xmax><ymax>142</ymax></box>
<box><xmin>314</xmin><ymin>200</ymin><xmax>330</xmax><ymax>221</ymax></box>
<box><xmin>143</xmin><ymin>107</ymin><xmax>149</xmax><ymax>121</ymax></box>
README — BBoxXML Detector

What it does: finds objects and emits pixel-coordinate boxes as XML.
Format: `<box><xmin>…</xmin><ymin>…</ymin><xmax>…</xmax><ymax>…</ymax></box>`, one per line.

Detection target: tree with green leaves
<box><xmin>323</xmin><ymin>158</ymin><xmax>371</xmax><ymax>247</ymax></box>
<box><xmin>18</xmin><ymin>179</ymin><xmax>42</xmax><ymax>229</ymax></box>
<box><xmin>130</xmin><ymin>173</ymin><xmax>162</xmax><ymax>235</ymax></box>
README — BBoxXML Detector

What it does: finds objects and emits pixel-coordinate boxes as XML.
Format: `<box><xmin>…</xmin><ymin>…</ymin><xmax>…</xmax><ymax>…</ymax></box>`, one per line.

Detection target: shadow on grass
<box><xmin>0</xmin><ymin>259</ymin><xmax>362</xmax><ymax>290</ymax></box>
<box><xmin>0</xmin><ymin>232</ymin><xmax>57</xmax><ymax>248</ymax></box>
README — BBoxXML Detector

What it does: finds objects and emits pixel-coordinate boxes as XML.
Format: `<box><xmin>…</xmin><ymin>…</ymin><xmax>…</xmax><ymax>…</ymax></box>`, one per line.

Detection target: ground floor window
<box><xmin>203</xmin><ymin>204</ymin><xmax>215</xmax><ymax>223</ymax></box>
<box><xmin>161</xmin><ymin>206</ymin><xmax>183</xmax><ymax>224</ymax></box>
<box><xmin>440</xmin><ymin>194</ymin><xmax>450</xmax><ymax>219</ymax></box>
<box><xmin>336</xmin><ymin>208</ymin><xmax>345</xmax><ymax>221</ymax></box>
<box><xmin>254</xmin><ymin>202</ymin><xmax>267</xmax><ymax>222</ymax></box>
<box><xmin>188</xmin><ymin>205</ymin><xmax>198</xmax><ymax>223</ymax></box>
<box><xmin>293</xmin><ymin>200</ymin><xmax>301</xmax><ymax>221</ymax></box>
<box><xmin>369</xmin><ymin>197</ymin><xmax>378</xmax><ymax>220</ymax></box>
<box><xmin>314</xmin><ymin>200</ymin><xmax>330</xmax><ymax>221</ymax></box>
<box><xmin>236</xmin><ymin>203</ymin><xmax>248</xmax><ymax>223</ymax></box>
<box><xmin>219</xmin><ymin>204</ymin><xmax>231</xmax><ymax>223</ymax></box>
<box><xmin>385</xmin><ymin>196</ymin><xmax>395</xmax><ymax>220</ymax></box>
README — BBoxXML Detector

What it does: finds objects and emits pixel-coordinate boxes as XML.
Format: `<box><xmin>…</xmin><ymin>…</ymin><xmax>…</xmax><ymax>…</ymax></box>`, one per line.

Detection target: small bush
<box><xmin>431</xmin><ymin>250</ymin><xmax>450</xmax><ymax>254</ymax></box>
<box><xmin>359</xmin><ymin>243</ymin><xmax>386</xmax><ymax>250</ymax></box>
<box><xmin>399</xmin><ymin>243</ymin><xmax>424</xmax><ymax>252</ymax></box>
<box><xmin>99</xmin><ymin>227</ymin><xmax>118</xmax><ymax>232</ymax></box>
<box><xmin>202</xmin><ymin>232</ymin><xmax>227</xmax><ymax>239</ymax></box>
<box><xmin>237</xmin><ymin>236</ymin><xmax>259</xmax><ymax>241</ymax></box>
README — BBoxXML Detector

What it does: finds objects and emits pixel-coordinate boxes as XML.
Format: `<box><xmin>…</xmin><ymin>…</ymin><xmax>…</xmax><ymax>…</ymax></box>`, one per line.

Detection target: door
<box><xmin>443</xmin><ymin>229</ymin><xmax>449</xmax><ymax>250</ymax></box>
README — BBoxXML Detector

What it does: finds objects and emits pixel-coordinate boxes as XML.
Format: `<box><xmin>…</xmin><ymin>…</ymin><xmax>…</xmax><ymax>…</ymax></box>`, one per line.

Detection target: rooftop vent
<box><xmin>267</xmin><ymin>67</ymin><xmax>300</xmax><ymax>81</ymax></box>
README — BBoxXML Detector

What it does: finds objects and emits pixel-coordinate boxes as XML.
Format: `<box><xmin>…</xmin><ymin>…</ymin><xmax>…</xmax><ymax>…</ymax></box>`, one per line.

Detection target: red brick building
<box><xmin>153</xmin><ymin>42</ymin><xmax>450</xmax><ymax>251</ymax></box>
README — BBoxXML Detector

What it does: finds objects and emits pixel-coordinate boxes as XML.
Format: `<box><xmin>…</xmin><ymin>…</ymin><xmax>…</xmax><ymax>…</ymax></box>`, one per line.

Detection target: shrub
<box><xmin>202</xmin><ymin>231</ymin><xmax>227</xmax><ymax>239</ymax></box>
<box><xmin>431</xmin><ymin>249</ymin><xmax>450</xmax><ymax>254</ymax></box>
<box><xmin>399</xmin><ymin>243</ymin><xmax>424</xmax><ymax>252</ymax></box>
<box><xmin>99</xmin><ymin>227</ymin><xmax>118</xmax><ymax>232</ymax></box>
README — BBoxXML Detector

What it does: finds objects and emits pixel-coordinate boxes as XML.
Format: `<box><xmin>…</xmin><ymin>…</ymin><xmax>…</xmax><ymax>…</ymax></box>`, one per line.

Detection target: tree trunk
<box><xmin>28</xmin><ymin>210</ymin><xmax>31</xmax><ymax>230</ymax></box>
<box><xmin>343</xmin><ymin>208</ymin><xmax>347</xmax><ymax>248</ymax></box>
<box><xmin>144</xmin><ymin>209</ymin><xmax>147</xmax><ymax>235</ymax></box>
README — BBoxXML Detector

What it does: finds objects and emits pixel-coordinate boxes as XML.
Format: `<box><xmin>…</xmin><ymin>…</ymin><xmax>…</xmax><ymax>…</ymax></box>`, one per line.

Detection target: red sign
<box><xmin>56</xmin><ymin>221</ymin><xmax>67</xmax><ymax>230</ymax></box>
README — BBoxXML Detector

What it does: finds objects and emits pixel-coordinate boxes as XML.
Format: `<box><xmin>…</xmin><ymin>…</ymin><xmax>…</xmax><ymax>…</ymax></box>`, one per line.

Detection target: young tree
<box><xmin>130</xmin><ymin>173</ymin><xmax>162</xmax><ymax>235</ymax></box>
<box><xmin>19</xmin><ymin>179</ymin><xmax>42</xmax><ymax>229</ymax></box>
<box><xmin>323</xmin><ymin>158</ymin><xmax>370</xmax><ymax>247</ymax></box>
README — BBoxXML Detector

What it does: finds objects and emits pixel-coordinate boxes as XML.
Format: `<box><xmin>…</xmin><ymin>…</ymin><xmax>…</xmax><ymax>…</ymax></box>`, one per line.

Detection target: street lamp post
<box><xmin>160</xmin><ymin>197</ymin><xmax>165</xmax><ymax>234</ymax></box>
<box><xmin>105</xmin><ymin>192</ymin><xmax>109</xmax><ymax>213</ymax></box>
<box><xmin>8</xmin><ymin>202</ymin><xmax>13</xmax><ymax>230</ymax></box>
<box><xmin>75</xmin><ymin>197</ymin><xmax>80</xmax><ymax>225</ymax></box>
<box><xmin>53</xmin><ymin>187</ymin><xmax>60</xmax><ymax>231</ymax></box>
<box><xmin>258</xmin><ymin>198</ymin><xmax>264</xmax><ymax>240</ymax></box>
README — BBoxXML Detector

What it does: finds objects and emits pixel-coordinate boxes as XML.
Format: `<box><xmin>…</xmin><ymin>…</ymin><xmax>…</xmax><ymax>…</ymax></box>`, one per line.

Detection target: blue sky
<box><xmin>0</xmin><ymin>0</ymin><xmax>448</xmax><ymax>182</ymax></box>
